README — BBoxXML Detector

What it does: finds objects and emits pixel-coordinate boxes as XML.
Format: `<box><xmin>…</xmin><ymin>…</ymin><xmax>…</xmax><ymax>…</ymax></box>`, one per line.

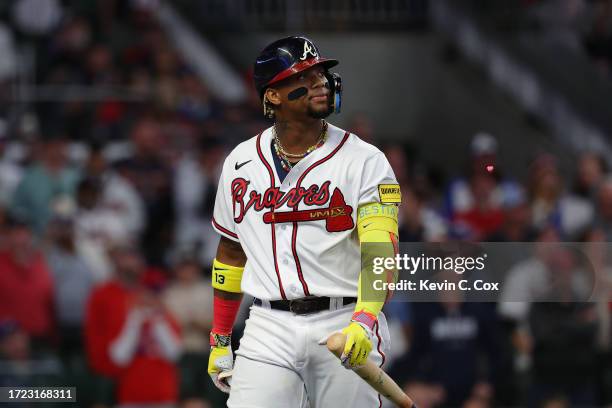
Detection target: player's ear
<box><xmin>263</xmin><ymin>88</ymin><xmax>281</xmax><ymax>119</ymax></box>
<box><xmin>264</xmin><ymin>88</ymin><xmax>282</xmax><ymax>107</ymax></box>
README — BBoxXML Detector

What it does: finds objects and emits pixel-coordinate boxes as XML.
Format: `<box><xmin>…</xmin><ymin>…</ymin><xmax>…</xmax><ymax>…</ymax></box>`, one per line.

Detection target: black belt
<box><xmin>253</xmin><ymin>296</ymin><xmax>357</xmax><ymax>315</ymax></box>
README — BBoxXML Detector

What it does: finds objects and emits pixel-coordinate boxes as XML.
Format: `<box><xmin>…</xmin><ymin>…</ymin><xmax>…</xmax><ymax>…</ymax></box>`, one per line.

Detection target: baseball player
<box><xmin>207</xmin><ymin>36</ymin><xmax>402</xmax><ymax>407</ymax></box>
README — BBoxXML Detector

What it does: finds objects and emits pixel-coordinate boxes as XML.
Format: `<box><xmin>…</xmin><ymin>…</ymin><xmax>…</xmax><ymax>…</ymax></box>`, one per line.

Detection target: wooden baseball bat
<box><xmin>327</xmin><ymin>333</ymin><xmax>415</xmax><ymax>408</ymax></box>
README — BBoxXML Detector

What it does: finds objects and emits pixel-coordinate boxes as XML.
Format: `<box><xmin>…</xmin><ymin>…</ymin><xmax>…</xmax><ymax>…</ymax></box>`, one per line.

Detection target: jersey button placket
<box><xmin>278</xmin><ymin>175</ymin><xmax>301</xmax><ymax>298</ymax></box>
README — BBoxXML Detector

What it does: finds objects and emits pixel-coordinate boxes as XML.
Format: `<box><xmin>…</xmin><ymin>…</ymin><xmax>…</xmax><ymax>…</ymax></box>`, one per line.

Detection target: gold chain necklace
<box><xmin>273</xmin><ymin>121</ymin><xmax>328</xmax><ymax>159</ymax></box>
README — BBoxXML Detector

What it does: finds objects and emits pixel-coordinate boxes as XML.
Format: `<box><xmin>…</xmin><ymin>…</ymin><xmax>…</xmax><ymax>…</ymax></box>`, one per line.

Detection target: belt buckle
<box><xmin>289</xmin><ymin>298</ymin><xmax>310</xmax><ymax>314</ymax></box>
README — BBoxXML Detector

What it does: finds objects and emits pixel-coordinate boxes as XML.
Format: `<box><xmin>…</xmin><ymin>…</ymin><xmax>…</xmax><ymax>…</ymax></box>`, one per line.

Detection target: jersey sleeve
<box><xmin>212</xmin><ymin>157</ymin><xmax>240</xmax><ymax>242</ymax></box>
<box><xmin>358</xmin><ymin>152</ymin><xmax>400</xmax><ymax>206</ymax></box>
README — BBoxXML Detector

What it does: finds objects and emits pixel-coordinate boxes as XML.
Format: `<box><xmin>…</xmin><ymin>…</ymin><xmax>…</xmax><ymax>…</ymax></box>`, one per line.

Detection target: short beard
<box><xmin>307</xmin><ymin>105</ymin><xmax>331</xmax><ymax>119</ymax></box>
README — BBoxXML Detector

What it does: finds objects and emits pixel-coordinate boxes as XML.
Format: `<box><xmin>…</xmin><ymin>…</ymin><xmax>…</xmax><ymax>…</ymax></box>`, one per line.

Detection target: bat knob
<box><xmin>326</xmin><ymin>333</ymin><xmax>347</xmax><ymax>357</ymax></box>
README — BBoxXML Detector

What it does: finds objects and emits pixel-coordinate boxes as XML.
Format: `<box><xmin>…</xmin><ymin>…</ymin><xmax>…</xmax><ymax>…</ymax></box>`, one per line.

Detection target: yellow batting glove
<box><xmin>340</xmin><ymin>311</ymin><xmax>377</xmax><ymax>369</ymax></box>
<box><xmin>208</xmin><ymin>332</ymin><xmax>233</xmax><ymax>393</ymax></box>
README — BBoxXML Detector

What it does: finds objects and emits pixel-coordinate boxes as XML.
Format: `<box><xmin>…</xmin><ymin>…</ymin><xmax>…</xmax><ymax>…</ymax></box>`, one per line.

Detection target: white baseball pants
<box><xmin>227</xmin><ymin>301</ymin><xmax>391</xmax><ymax>408</ymax></box>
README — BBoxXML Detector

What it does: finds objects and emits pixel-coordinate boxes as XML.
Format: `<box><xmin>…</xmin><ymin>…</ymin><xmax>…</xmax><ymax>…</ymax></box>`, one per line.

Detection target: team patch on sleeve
<box><xmin>377</xmin><ymin>184</ymin><xmax>401</xmax><ymax>203</ymax></box>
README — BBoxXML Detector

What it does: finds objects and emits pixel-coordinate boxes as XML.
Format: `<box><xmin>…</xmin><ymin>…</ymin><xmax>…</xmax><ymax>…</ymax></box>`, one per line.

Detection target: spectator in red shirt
<box><xmin>445</xmin><ymin>132</ymin><xmax>514</xmax><ymax>240</ymax></box>
<box><xmin>0</xmin><ymin>214</ymin><xmax>54</xmax><ymax>343</ymax></box>
<box><xmin>84</xmin><ymin>242</ymin><xmax>182</xmax><ymax>406</ymax></box>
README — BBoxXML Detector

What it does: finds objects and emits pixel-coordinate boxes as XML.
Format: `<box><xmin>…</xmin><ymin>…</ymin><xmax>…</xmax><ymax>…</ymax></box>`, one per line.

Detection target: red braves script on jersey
<box><xmin>231</xmin><ymin>179</ymin><xmax>354</xmax><ymax>232</ymax></box>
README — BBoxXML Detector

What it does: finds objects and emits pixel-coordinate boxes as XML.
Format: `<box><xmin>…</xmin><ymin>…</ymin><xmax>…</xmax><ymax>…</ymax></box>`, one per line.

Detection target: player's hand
<box><xmin>340</xmin><ymin>321</ymin><xmax>373</xmax><ymax>369</ymax></box>
<box><xmin>208</xmin><ymin>332</ymin><xmax>233</xmax><ymax>393</ymax></box>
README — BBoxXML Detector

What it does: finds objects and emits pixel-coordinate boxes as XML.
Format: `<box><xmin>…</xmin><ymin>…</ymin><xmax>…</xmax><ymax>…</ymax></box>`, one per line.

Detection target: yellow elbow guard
<box><xmin>357</xmin><ymin>202</ymin><xmax>399</xmax><ymax>242</ymax></box>
<box><xmin>212</xmin><ymin>258</ymin><xmax>244</xmax><ymax>293</ymax></box>
<box><xmin>356</xmin><ymin>202</ymin><xmax>399</xmax><ymax>316</ymax></box>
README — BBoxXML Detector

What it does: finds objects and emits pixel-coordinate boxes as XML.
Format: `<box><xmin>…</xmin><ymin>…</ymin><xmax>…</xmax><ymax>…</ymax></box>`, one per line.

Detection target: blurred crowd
<box><xmin>0</xmin><ymin>1</ymin><xmax>265</xmax><ymax>408</ymax></box>
<box><xmin>384</xmin><ymin>133</ymin><xmax>612</xmax><ymax>407</ymax></box>
<box><xmin>0</xmin><ymin>1</ymin><xmax>610</xmax><ymax>408</ymax></box>
<box><xmin>582</xmin><ymin>0</ymin><xmax>612</xmax><ymax>74</ymax></box>
<box><xmin>519</xmin><ymin>0</ymin><xmax>612</xmax><ymax>78</ymax></box>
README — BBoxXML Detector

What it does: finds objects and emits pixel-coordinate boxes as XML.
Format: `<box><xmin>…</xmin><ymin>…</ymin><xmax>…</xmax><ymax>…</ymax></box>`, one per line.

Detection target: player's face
<box><xmin>275</xmin><ymin>65</ymin><xmax>330</xmax><ymax>119</ymax></box>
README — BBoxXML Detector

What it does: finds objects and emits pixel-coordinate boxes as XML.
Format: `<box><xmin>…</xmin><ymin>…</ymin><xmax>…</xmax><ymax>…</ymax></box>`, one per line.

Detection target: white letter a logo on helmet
<box><xmin>300</xmin><ymin>41</ymin><xmax>318</xmax><ymax>61</ymax></box>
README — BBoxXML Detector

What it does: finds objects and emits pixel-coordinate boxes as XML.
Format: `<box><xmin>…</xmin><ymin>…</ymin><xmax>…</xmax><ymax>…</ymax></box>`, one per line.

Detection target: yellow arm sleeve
<box><xmin>212</xmin><ymin>258</ymin><xmax>244</xmax><ymax>293</ymax></box>
<box><xmin>356</xmin><ymin>202</ymin><xmax>399</xmax><ymax>317</ymax></box>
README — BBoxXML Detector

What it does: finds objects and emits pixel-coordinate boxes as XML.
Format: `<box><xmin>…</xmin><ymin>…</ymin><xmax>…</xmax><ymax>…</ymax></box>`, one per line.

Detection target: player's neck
<box><xmin>274</xmin><ymin>118</ymin><xmax>325</xmax><ymax>154</ymax></box>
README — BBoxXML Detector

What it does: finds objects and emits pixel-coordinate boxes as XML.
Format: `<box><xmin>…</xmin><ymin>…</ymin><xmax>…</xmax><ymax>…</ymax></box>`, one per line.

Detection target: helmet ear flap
<box><xmin>324</xmin><ymin>72</ymin><xmax>342</xmax><ymax>114</ymax></box>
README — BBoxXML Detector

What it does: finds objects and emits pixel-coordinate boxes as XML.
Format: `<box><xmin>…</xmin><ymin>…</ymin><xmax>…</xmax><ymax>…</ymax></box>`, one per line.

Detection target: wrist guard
<box><xmin>351</xmin><ymin>310</ymin><xmax>378</xmax><ymax>331</ymax></box>
<box><xmin>210</xmin><ymin>331</ymin><xmax>232</xmax><ymax>348</ymax></box>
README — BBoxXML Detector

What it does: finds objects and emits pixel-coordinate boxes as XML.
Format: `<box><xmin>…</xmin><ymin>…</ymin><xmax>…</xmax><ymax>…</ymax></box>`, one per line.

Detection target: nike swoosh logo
<box><xmin>235</xmin><ymin>160</ymin><xmax>252</xmax><ymax>170</ymax></box>
<box><xmin>362</xmin><ymin>223</ymin><xmax>372</xmax><ymax>228</ymax></box>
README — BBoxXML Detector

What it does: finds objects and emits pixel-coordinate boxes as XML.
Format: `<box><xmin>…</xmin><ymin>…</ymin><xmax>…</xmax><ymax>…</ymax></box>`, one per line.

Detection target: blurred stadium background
<box><xmin>0</xmin><ymin>0</ymin><xmax>611</xmax><ymax>407</ymax></box>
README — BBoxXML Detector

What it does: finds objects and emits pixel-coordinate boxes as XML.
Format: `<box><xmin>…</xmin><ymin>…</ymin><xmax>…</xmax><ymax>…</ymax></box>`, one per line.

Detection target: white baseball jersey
<box><xmin>212</xmin><ymin>123</ymin><xmax>397</xmax><ymax>301</ymax></box>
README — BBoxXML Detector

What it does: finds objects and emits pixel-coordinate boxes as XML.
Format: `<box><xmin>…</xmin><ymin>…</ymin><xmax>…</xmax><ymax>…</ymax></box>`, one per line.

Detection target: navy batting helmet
<box><xmin>254</xmin><ymin>36</ymin><xmax>342</xmax><ymax>115</ymax></box>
